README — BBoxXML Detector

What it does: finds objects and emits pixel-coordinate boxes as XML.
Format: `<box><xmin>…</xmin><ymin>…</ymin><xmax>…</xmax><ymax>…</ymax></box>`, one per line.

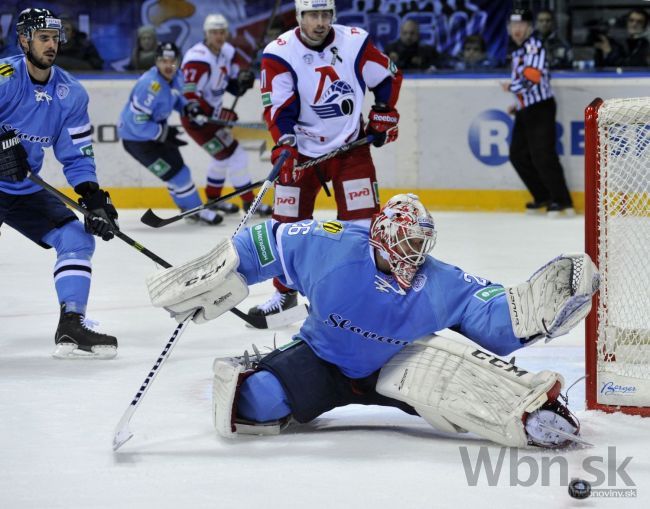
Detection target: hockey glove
<box><xmin>183</xmin><ymin>101</ymin><xmax>209</xmax><ymax>127</ymax></box>
<box><xmin>0</xmin><ymin>130</ymin><xmax>30</xmax><ymax>183</ymax></box>
<box><xmin>217</xmin><ymin>107</ymin><xmax>239</xmax><ymax>124</ymax></box>
<box><xmin>163</xmin><ymin>126</ymin><xmax>188</xmax><ymax>147</ymax></box>
<box><xmin>75</xmin><ymin>182</ymin><xmax>119</xmax><ymax>241</ymax></box>
<box><xmin>367</xmin><ymin>105</ymin><xmax>400</xmax><ymax>147</ymax></box>
<box><xmin>237</xmin><ymin>69</ymin><xmax>255</xmax><ymax>94</ymax></box>
<box><xmin>272</xmin><ymin>135</ymin><xmax>299</xmax><ymax>185</ymax></box>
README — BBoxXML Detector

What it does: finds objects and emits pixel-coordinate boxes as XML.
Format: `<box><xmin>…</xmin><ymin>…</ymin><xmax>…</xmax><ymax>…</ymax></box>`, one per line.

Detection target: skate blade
<box><xmin>547</xmin><ymin>209</ymin><xmax>576</xmax><ymax>219</ymax></box>
<box><xmin>52</xmin><ymin>343</ymin><xmax>117</xmax><ymax>360</ymax></box>
<box><xmin>539</xmin><ymin>423</ymin><xmax>593</xmax><ymax>447</ymax></box>
<box><xmin>525</xmin><ymin>209</ymin><xmax>546</xmax><ymax>216</ymax></box>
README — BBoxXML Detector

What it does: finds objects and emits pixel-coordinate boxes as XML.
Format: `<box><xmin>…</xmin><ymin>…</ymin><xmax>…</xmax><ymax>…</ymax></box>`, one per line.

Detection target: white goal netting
<box><xmin>595</xmin><ymin>98</ymin><xmax>650</xmax><ymax>407</ymax></box>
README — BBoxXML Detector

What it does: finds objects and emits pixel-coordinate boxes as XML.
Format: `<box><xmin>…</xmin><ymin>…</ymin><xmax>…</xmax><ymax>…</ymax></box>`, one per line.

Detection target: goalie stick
<box><xmin>113</xmin><ymin>151</ymin><xmax>303</xmax><ymax>451</ymax></box>
<box><xmin>27</xmin><ymin>167</ymin><xmax>303</xmax><ymax>330</ymax></box>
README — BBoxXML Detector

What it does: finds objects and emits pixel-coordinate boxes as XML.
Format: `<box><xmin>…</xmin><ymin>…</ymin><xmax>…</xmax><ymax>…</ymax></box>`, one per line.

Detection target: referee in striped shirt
<box><xmin>502</xmin><ymin>8</ymin><xmax>574</xmax><ymax>216</ymax></box>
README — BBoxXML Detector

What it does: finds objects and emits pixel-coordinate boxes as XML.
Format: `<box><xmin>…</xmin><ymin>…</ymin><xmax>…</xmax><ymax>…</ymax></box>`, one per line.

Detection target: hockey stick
<box><xmin>112</xmin><ymin>313</ymin><xmax>194</xmax><ymax>451</ymax></box>
<box><xmin>113</xmin><ymin>151</ymin><xmax>292</xmax><ymax>451</ymax></box>
<box><xmin>207</xmin><ymin>119</ymin><xmax>267</xmax><ymax>130</ymax></box>
<box><xmin>26</xmin><ymin>171</ymin><xmax>295</xmax><ymax>330</ymax></box>
<box><xmin>141</xmin><ymin>172</ymin><xmax>272</xmax><ymax>228</ymax></box>
<box><xmin>295</xmin><ymin>135</ymin><xmax>375</xmax><ymax>172</ymax></box>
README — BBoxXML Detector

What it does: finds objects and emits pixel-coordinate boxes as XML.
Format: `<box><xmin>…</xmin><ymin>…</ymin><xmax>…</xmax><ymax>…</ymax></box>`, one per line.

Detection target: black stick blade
<box><xmin>141</xmin><ymin>208</ymin><xmax>176</xmax><ymax>228</ymax></box>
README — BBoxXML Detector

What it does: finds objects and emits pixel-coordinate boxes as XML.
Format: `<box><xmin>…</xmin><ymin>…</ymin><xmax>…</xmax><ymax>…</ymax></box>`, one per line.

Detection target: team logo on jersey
<box><xmin>261</xmin><ymin>92</ymin><xmax>272</xmax><ymax>107</ymax></box>
<box><xmin>149</xmin><ymin>81</ymin><xmax>161</xmax><ymax>94</ymax></box>
<box><xmin>411</xmin><ymin>274</ymin><xmax>427</xmax><ymax>292</ymax></box>
<box><xmin>303</xmin><ymin>54</ymin><xmax>313</xmax><ymax>64</ymax></box>
<box><xmin>311</xmin><ymin>80</ymin><xmax>355</xmax><ymax>119</ymax></box>
<box><xmin>202</xmin><ymin>138</ymin><xmax>224</xmax><ymax>155</ymax></box>
<box><xmin>56</xmin><ymin>84</ymin><xmax>69</xmax><ymax>99</ymax></box>
<box><xmin>388</xmin><ymin>59</ymin><xmax>398</xmax><ymax>75</ymax></box>
<box><xmin>0</xmin><ymin>63</ymin><xmax>15</xmax><ymax>77</ymax></box>
<box><xmin>34</xmin><ymin>87</ymin><xmax>52</xmax><ymax>104</ymax></box>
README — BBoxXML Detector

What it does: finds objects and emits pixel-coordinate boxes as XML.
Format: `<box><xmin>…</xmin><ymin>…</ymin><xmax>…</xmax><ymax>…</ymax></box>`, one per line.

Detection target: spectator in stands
<box><xmin>0</xmin><ymin>24</ymin><xmax>19</xmax><ymax>59</ymax></box>
<box><xmin>451</xmin><ymin>35</ymin><xmax>495</xmax><ymax>70</ymax></box>
<box><xmin>55</xmin><ymin>17</ymin><xmax>104</xmax><ymax>71</ymax></box>
<box><xmin>384</xmin><ymin>19</ymin><xmax>439</xmax><ymax>71</ymax></box>
<box><xmin>594</xmin><ymin>8</ymin><xmax>650</xmax><ymax>68</ymax></box>
<box><xmin>127</xmin><ymin>25</ymin><xmax>158</xmax><ymax>71</ymax></box>
<box><xmin>534</xmin><ymin>9</ymin><xmax>572</xmax><ymax>69</ymax></box>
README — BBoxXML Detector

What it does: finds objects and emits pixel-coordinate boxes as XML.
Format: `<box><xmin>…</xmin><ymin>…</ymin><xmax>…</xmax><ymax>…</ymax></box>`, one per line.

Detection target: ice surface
<box><xmin>1</xmin><ymin>210</ymin><xmax>648</xmax><ymax>508</ymax></box>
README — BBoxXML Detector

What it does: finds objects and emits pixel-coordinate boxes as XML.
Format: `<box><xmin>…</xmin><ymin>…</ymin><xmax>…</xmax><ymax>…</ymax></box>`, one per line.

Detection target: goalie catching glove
<box><xmin>146</xmin><ymin>239</ymin><xmax>249</xmax><ymax>324</ymax></box>
<box><xmin>0</xmin><ymin>130</ymin><xmax>30</xmax><ymax>183</ymax></box>
<box><xmin>505</xmin><ymin>252</ymin><xmax>599</xmax><ymax>342</ymax></box>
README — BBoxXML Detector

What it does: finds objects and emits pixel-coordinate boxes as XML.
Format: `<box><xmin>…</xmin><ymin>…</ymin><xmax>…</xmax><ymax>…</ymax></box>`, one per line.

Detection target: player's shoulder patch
<box><xmin>249</xmin><ymin>222</ymin><xmax>276</xmax><ymax>267</ymax></box>
<box><xmin>0</xmin><ymin>62</ymin><xmax>15</xmax><ymax>78</ymax></box>
<box><xmin>149</xmin><ymin>80</ymin><xmax>161</xmax><ymax>94</ymax></box>
<box><xmin>312</xmin><ymin>220</ymin><xmax>345</xmax><ymax>240</ymax></box>
<box><xmin>473</xmin><ymin>285</ymin><xmax>505</xmax><ymax>303</ymax></box>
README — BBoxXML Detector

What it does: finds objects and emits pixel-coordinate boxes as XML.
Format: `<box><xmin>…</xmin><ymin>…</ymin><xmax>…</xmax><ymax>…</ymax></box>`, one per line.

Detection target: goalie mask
<box><xmin>370</xmin><ymin>194</ymin><xmax>437</xmax><ymax>290</ymax></box>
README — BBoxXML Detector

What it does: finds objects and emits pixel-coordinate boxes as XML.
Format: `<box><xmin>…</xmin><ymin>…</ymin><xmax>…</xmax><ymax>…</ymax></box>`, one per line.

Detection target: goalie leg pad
<box><xmin>146</xmin><ymin>239</ymin><xmax>249</xmax><ymax>323</ymax></box>
<box><xmin>505</xmin><ymin>252</ymin><xmax>599</xmax><ymax>340</ymax></box>
<box><xmin>212</xmin><ymin>356</ymin><xmax>292</xmax><ymax>437</ymax></box>
<box><xmin>376</xmin><ymin>335</ymin><xmax>564</xmax><ymax>448</ymax></box>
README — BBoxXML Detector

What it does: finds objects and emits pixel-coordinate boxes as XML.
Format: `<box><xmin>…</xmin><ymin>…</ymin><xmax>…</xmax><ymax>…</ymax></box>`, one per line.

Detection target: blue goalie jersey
<box><xmin>0</xmin><ymin>55</ymin><xmax>97</xmax><ymax>195</ymax></box>
<box><xmin>234</xmin><ymin>219</ymin><xmax>520</xmax><ymax>378</ymax></box>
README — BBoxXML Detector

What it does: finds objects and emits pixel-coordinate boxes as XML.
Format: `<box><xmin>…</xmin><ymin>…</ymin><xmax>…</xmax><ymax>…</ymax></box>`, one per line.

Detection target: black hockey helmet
<box><xmin>510</xmin><ymin>7</ymin><xmax>533</xmax><ymax>23</ymax></box>
<box><xmin>156</xmin><ymin>42</ymin><xmax>181</xmax><ymax>60</ymax></box>
<box><xmin>16</xmin><ymin>8</ymin><xmax>67</xmax><ymax>43</ymax></box>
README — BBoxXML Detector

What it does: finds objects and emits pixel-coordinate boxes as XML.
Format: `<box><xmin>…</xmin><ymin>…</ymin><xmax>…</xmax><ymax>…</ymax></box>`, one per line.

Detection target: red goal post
<box><xmin>585</xmin><ymin>97</ymin><xmax>650</xmax><ymax>416</ymax></box>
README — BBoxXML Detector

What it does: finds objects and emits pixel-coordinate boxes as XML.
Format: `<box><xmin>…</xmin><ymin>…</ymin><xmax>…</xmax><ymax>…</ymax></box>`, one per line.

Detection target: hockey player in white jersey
<box><xmin>148</xmin><ymin>194</ymin><xmax>600</xmax><ymax>448</ymax></box>
<box><xmin>180</xmin><ymin>13</ymin><xmax>271</xmax><ymax>217</ymax></box>
<box><xmin>0</xmin><ymin>8</ymin><xmax>118</xmax><ymax>358</ymax></box>
<box><xmin>249</xmin><ymin>0</ymin><xmax>403</xmax><ymax>318</ymax></box>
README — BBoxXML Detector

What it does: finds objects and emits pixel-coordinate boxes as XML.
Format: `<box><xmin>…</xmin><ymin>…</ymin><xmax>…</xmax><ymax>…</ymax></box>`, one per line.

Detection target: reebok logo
<box><xmin>1</xmin><ymin>137</ymin><xmax>20</xmax><ymax>151</ymax></box>
<box><xmin>372</xmin><ymin>114</ymin><xmax>398</xmax><ymax>122</ymax></box>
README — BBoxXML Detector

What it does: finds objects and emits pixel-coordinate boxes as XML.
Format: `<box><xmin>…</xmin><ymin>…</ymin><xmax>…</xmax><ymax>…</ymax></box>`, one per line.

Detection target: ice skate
<box><xmin>52</xmin><ymin>304</ymin><xmax>117</xmax><ymax>359</ymax></box>
<box><xmin>248</xmin><ymin>290</ymin><xmax>297</xmax><ymax>317</ymax></box>
<box><xmin>547</xmin><ymin>202</ymin><xmax>576</xmax><ymax>218</ymax></box>
<box><xmin>243</xmin><ymin>201</ymin><xmax>273</xmax><ymax>217</ymax></box>
<box><xmin>184</xmin><ymin>209</ymin><xmax>223</xmax><ymax>225</ymax></box>
<box><xmin>210</xmin><ymin>201</ymin><xmax>240</xmax><ymax>214</ymax></box>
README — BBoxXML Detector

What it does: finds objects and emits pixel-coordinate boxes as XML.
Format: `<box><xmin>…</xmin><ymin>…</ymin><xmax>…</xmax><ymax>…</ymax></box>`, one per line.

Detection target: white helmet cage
<box><xmin>204</xmin><ymin>13</ymin><xmax>229</xmax><ymax>32</ymax></box>
<box><xmin>295</xmin><ymin>0</ymin><xmax>337</xmax><ymax>24</ymax></box>
<box><xmin>370</xmin><ymin>194</ymin><xmax>437</xmax><ymax>289</ymax></box>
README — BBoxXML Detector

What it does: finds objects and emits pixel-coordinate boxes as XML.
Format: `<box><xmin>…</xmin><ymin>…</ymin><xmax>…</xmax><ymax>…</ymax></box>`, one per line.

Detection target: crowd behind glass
<box><xmin>0</xmin><ymin>7</ymin><xmax>648</xmax><ymax>72</ymax></box>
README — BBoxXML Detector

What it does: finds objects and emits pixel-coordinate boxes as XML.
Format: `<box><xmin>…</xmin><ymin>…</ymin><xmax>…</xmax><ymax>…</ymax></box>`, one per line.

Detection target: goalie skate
<box><xmin>52</xmin><ymin>304</ymin><xmax>117</xmax><ymax>359</ymax></box>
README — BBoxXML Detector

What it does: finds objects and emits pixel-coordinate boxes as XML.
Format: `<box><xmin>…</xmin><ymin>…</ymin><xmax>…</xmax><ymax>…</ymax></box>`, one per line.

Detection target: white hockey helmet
<box><xmin>295</xmin><ymin>0</ymin><xmax>337</xmax><ymax>23</ymax></box>
<box><xmin>204</xmin><ymin>13</ymin><xmax>228</xmax><ymax>32</ymax></box>
<box><xmin>370</xmin><ymin>194</ymin><xmax>437</xmax><ymax>290</ymax></box>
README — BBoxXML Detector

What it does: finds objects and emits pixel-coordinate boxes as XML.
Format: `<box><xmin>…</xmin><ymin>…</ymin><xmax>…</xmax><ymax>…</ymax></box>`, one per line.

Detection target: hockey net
<box><xmin>585</xmin><ymin>97</ymin><xmax>650</xmax><ymax>415</ymax></box>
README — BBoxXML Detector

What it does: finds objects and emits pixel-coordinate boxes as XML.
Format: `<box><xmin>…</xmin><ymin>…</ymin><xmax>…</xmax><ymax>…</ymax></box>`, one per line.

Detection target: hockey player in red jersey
<box><xmin>249</xmin><ymin>0</ymin><xmax>403</xmax><ymax>317</ymax></box>
<box><xmin>180</xmin><ymin>13</ymin><xmax>272</xmax><ymax>217</ymax></box>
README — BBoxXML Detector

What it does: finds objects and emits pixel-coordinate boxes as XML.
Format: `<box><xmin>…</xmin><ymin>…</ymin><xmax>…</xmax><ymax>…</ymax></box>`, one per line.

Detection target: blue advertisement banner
<box><xmin>0</xmin><ymin>0</ymin><xmax>512</xmax><ymax>70</ymax></box>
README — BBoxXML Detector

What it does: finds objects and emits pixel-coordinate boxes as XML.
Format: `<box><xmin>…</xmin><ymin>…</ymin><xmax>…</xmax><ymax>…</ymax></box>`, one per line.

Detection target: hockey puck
<box><xmin>568</xmin><ymin>478</ymin><xmax>591</xmax><ymax>499</ymax></box>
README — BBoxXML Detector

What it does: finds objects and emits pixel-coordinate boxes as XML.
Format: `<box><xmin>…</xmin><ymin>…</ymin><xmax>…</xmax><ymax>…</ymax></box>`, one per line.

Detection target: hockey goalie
<box><xmin>147</xmin><ymin>193</ymin><xmax>599</xmax><ymax>448</ymax></box>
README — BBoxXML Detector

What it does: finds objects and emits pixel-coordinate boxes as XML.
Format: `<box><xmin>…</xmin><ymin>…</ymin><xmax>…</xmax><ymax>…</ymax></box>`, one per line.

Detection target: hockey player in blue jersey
<box><xmin>0</xmin><ymin>8</ymin><xmax>118</xmax><ymax>359</ymax></box>
<box><xmin>118</xmin><ymin>42</ymin><xmax>222</xmax><ymax>226</ymax></box>
<box><xmin>147</xmin><ymin>193</ymin><xmax>599</xmax><ymax>447</ymax></box>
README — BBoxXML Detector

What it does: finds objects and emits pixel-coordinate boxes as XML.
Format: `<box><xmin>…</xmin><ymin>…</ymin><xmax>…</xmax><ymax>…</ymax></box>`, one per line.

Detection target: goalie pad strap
<box><xmin>376</xmin><ymin>335</ymin><xmax>563</xmax><ymax>448</ymax></box>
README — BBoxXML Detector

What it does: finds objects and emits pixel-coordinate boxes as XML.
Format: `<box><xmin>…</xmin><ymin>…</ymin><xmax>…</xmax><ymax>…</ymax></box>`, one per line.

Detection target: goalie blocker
<box><xmin>212</xmin><ymin>335</ymin><xmax>581</xmax><ymax>448</ymax></box>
